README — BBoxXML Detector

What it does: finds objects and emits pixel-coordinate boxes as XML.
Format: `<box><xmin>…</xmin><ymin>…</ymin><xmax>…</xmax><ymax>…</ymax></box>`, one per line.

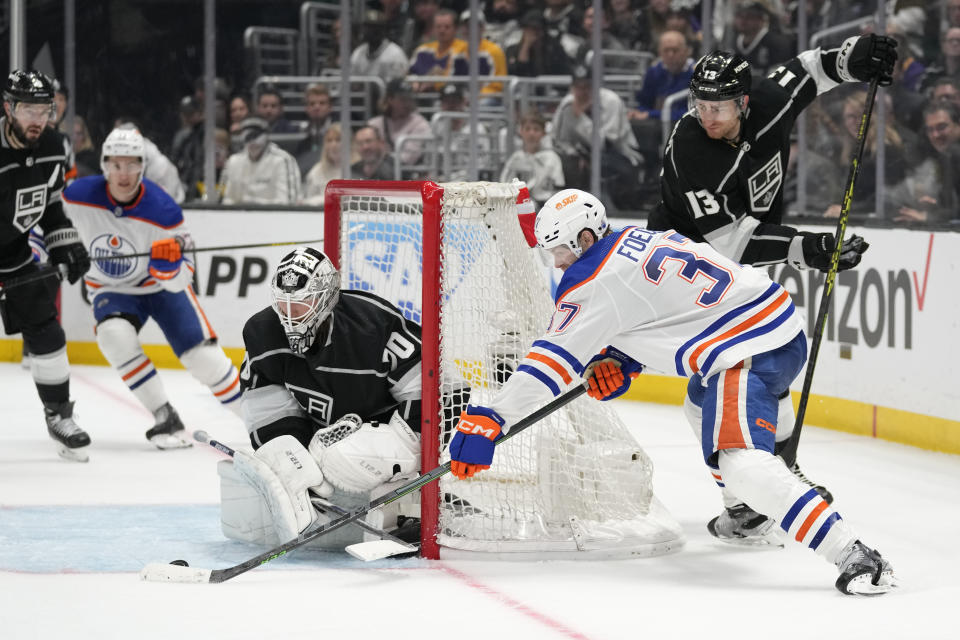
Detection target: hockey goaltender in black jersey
<box><xmin>650</xmin><ymin>35</ymin><xmax>896</xmax><ymax>268</ymax></box>
<box><xmin>239</xmin><ymin>248</ymin><xmax>422</xmax><ymax>450</ymax></box>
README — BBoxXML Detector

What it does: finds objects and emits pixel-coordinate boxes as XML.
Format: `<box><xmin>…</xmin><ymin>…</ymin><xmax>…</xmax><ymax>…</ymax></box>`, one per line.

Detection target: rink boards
<box><xmin>0</xmin><ymin>207</ymin><xmax>956</xmax><ymax>453</ymax></box>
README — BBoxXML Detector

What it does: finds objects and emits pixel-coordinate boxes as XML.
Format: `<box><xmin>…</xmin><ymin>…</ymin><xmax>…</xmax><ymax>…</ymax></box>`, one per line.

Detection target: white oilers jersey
<box><xmin>489</xmin><ymin>227</ymin><xmax>804</xmax><ymax>430</ymax></box>
<box><xmin>62</xmin><ymin>176</ymin><xmax>194</xmax><ymax>296</ymax></box>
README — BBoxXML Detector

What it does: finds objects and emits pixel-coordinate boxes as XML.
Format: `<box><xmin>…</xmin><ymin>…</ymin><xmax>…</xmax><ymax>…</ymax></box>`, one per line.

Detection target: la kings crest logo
<box><xmin>13</xmin><ymin>184</ymin><xmax>47</xmax><ymax>232</ymax></box>
<box><xmin>748</xmin><ymin>153</ymin><xmax>782</xmax><ymax>213</ymax></box>
<box><xmin>285</xmin><ymin>383</ymin><xmax>334</xmax><ymax>424</ymax></box>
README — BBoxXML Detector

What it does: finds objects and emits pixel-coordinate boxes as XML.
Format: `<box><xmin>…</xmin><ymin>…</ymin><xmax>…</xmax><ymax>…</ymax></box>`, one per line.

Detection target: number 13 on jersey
<box><xmin>685</xmin><ymin>189</ymin><xmax>720</xmax><ymax>217</ymax></box>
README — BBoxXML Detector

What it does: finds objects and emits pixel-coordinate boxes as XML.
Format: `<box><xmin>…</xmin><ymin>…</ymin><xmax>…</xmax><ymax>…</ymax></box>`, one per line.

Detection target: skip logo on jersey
<box><xmin>91</xmin><ymin>233</ymin><xmax>138</xmax><ymax>278</ymax></box>
<box><xmin>12</xmin><ymin>184</ymin><xmax>47</xmax><ymax>232</ymax></box>
<box><xmin>748</xmin><ymin>154</ymin><xmax>782</xmax><ymax>212</ymax></box>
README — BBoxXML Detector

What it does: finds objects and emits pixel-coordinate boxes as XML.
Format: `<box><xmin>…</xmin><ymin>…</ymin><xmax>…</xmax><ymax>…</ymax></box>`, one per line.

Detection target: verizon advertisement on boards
<box><xmin>56</xmin><ymin>209</ymin><xmax>957</xmax><ymax>422</ymax></box>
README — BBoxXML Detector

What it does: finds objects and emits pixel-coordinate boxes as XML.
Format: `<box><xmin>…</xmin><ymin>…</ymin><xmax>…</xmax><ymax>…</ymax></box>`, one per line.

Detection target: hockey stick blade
<box><xmin>139</xmin><ymin>562</ymin><xmax>213</xmax><ymax>583</ymax></box>
<box><xmin>344</xmin><ymin>539</ymin><xmax>418</xmax><ymax>562</ymax></box>
<box><xmin>142</xmin><ymin>382</ymin><xmax>589</xmax><ymax>583</ymax></box>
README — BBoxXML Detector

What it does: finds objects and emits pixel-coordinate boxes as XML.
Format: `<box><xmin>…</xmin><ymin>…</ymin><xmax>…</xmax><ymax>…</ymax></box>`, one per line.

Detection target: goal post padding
<box><xmin>324</xmin><ymin>180</ymin><xmax>683</xmax><ymax>560</ymax></box>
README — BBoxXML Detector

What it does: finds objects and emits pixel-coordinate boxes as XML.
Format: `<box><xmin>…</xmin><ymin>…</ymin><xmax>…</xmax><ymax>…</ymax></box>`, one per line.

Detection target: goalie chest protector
<box><xmin>241</xmin><ymin>290</ymin><xmax>422</xmax><ymax>429</ymax></box>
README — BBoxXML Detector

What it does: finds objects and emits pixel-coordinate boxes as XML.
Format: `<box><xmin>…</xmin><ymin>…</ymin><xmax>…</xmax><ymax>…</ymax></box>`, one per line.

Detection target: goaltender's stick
<box><xmin>140</xmin><ymin>380</ymin><xmax>590</xmax><ymax>583</ymax></box>
<box><xmin>192</xmin><ymin>429</ymin><xmax>417</xmax><ymax>561</ymax></box>
<box><xmin>780</xmin><ymin>77</ymin><xmax>880</xmax><ymax>465</ymax></box>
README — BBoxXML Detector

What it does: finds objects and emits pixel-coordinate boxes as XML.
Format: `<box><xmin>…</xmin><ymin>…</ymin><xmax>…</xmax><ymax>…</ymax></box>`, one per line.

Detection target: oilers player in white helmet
<box><xmin>61</xmin><ymin>126</ymin><xmax>242</xmax><ymax>451</ymax></box>
<box><xmin>449</xmin><ymin>188</ymin><xmax>895</xmax><ymax>595</ymax></box>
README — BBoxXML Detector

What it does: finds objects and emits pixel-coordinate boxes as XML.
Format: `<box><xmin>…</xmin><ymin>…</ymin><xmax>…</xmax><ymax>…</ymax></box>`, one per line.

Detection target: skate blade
<box><xmin>713</xmin><ymin>530</ymin><xmax>785</xmax><ymax>548</ymax></box>
<box><xmin>843</xmin><ymin>571</ymin><xmax>898</xmax><ymax>595</ymax></box>
<box><xmin>56</xmin><ymin>444</ymin><xmax>89</xmax><ymax>463</ymax></box>
<box><xmin>150</xmin><ymin>432</ymin><xmax>193</xmax><ymax>450</ymax></box>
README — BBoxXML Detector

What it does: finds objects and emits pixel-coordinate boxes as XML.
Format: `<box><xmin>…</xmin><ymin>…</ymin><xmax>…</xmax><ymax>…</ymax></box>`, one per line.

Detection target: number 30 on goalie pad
<box><xmin>231</xmin><ymin>435</ymin><xmax>333</xmax><ymax>541</ymax></box>
<box><xmin>310</xmin><ymin>412</ymin><xmax>421</xmax><ymax>495</ymax></box>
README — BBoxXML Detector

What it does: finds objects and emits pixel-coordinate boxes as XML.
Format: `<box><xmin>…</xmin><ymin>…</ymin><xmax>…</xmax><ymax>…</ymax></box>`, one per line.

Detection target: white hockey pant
<box><xmin>718</xmin><ymin>448</ymin><xmax>855</xmax><ymax>563</ymax></box>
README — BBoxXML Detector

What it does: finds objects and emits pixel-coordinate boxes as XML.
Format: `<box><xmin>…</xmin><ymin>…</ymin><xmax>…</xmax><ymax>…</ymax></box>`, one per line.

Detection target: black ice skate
<box><xmin>788</xmin><ymin>462</ymin><xmax>834</xmax><ymax>504</ymax></box>
<box><xmin>145</xmin><ymin>403</ymin><xmax>192</xmax><ymax>450</ymax></box>
<box><xmin>835</xmin><ymin>540</ymin><xmax>897</xmax><ymax>595</ymax></box>
<box><xmin>45</xmin><ymin>400</ymin><xmax>91</xmax><ymax>463</ymax></box>
<box><xmin>707</xmin><ymin>503</ymin><xmax>783</xmax><ymax>547</ymax></box>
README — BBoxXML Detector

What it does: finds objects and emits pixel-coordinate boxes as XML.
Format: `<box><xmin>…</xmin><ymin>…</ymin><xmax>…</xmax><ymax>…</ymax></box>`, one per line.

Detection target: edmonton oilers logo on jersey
<box><xmin>91</xmin><ymin>234</ymin><xmax>138</xmax><ymax>278</ymax></box>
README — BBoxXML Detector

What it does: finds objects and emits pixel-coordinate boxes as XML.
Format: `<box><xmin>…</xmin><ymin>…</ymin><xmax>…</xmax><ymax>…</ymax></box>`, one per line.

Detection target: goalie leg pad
<box><xmin>96</xmin><ymin>316</ymin><xmax>167</xmax><ymax>413</ymax></box>
<box><xmin>317</xmin><ymin>412</ymin><xmax>421</xmax><ymax>495</ymax></box>
<box><xmin>179</xmin><ymin>342</ymin><xmax>242</xmax><ymax>413</ymax></box>
<box><xmin>718</xmin><ymin>448</ymin><xmax>855</xmax><ymax>563</ymax></box>
<box><xmin>232</xmin><ymin>435</ymin><xmax>333</xmax><ymax>541</ymax></box>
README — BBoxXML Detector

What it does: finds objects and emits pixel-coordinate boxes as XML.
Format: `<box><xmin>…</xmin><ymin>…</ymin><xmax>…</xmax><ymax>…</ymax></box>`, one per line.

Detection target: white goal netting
<box><xmin>329</xmin><ymin>180</ymin><xmax>683</xmax><ymax>559</ymax></box>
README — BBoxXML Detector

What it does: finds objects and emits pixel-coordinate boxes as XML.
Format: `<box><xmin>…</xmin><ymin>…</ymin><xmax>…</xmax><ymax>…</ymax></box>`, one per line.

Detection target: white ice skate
<box><xmin>45</xmin><ymin>401</ymin><xmax>91</xmax><ymax>463</ymax></box>
<box><xmin>145</xmin><ymin>403</ymin><xmax>192</xmax><ymax>450</ymax></box>
<box><xmin>707</xmin><ymin>503</ymin><xmax>784</xmax><ymax>547</ymax></box>
<box><xmin>835</xmin><ymin>540</ymin><xmax>897</xmax><ymax>595</ymax></box>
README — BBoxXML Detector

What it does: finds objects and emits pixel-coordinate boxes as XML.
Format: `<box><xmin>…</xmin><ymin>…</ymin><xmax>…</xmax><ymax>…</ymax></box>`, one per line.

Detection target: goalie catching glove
<box><xmin>310</xmin><ymin>411</ymin><xmax>421</xmax><ymax>495</ymax></box>
<box><xmin>449</xmin><ymin>406</ymin><xmax>505</xmax><ymax>479</ymax></box>
<box><xmin>231</xmin><ymin>435</ymin><xmax>334</xmax><ymax>541</ymax></box>
<box><xmin>584</xmin><ymin>346</ymin><xmax>644</xmax><ymax>401</ymax></box>
<box><xmin>788</xmin><ymin>232</ymin><xmax>868</xmax><ymax>273</ymax></box>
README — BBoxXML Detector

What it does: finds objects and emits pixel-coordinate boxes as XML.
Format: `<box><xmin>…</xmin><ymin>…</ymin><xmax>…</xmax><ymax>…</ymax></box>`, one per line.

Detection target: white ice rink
<box><xmin>1</xmin><ymin>362</ymin><xmax>958</xmax><ymax>640</ymax></box>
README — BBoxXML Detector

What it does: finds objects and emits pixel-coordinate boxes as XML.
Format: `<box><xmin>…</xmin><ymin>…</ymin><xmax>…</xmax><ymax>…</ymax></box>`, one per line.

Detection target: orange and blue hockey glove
<box><xmin>449</xmin><ymin>405</ymin><xmax>505</xmax><ymax>479</ymax></box>
<box><xmin>584</xmin><ymin>346</ymin><xmax>644</xmax><ymax>401</ymax></box>
<box><xmin>149</xmin><ymin>237</ymin><xmax>184</xmax><ymax>280</ymax></box>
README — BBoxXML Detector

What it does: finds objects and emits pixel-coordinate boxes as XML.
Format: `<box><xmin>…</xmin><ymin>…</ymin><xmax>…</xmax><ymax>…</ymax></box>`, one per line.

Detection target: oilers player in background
<box><xmin>62</xmin><ymin>127</ymin><xmax>241</xmax><ymax>449</ymax></box>
<box><xmin>647</xmin><ymin>34</ymin><xmax>898</xmax><ymax>536</ymax></box>
<box><xmin>449</xmin><ymin>188</ymin><xmax>896</xmax><ymax>595</ymax></box>
<box><xmin>0</xmin><ymin>70</ymin><xmax>91</xmax><ymax>461</ymax></box>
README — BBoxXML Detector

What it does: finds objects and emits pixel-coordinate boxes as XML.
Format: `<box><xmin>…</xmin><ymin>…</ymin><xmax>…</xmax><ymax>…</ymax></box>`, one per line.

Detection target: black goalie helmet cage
<box><xmin>689</xmin><ymin>51</ymin><xmax>752</xmax><ymax>102</ymax></box>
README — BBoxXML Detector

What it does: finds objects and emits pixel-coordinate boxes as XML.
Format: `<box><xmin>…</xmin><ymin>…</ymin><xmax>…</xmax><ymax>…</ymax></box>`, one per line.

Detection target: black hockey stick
<box><xmin>91</xmin><ymin>238</ymin><xmax>323</xmax><ymax>260</ymax></box>
<box><xmin>191</xmin><ymin>430</ymin><xmax>418</xmax><ymax>560</ymax></box>
<box><xmin>780</xmin><ymin>77</ymin><xmax>880</xmax><ymax>465</ymax></box>
<box><xmin>140</xmin><ymin>381</ymin><xmax>590</xmax><ymax>583</ymax></box>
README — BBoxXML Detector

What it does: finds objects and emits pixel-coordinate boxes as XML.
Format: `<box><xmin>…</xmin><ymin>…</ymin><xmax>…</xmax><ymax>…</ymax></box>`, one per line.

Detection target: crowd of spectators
<box><xmin>58</xmin><ymin>1</ymin><xmax>960</xmax><ymax>224</ymax></box>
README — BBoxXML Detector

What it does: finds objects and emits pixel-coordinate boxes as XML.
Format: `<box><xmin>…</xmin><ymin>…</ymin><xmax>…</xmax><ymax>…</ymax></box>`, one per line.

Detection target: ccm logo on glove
<box><xmin>456</xmin><ymin>416</ymin><xmax>502</xmax><ymax>440</ymax></box>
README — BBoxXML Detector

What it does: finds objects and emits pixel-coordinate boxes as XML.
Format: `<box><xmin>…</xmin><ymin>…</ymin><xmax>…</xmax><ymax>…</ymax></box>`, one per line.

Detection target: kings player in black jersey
<box><xmin>648</xmin><ymin>35</ymin><xmax>897</xmax><ymax>543</ymax></box>
<box><xmin>220</xmin><ymin>247</ymin><xmax>427</xmax><ymax>548</ymax></box>
<box><xmin>0</xmin><ymin>70</ymin><xmax>91</xmax><ymax>461</ymax></box>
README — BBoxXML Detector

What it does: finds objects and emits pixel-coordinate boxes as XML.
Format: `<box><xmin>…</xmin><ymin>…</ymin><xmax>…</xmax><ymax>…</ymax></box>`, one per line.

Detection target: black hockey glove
<box><xmin>46</xmin><ymin>227</ymin><xmax>91</xmax><ymax>284</ymax></box>
<box><xmin>839</xmin><ymin>34</ymin><xmax>898</xmax><ymax>86</ymax></box>
<box><xmin>792</xmin><ymin>232</ymin><xmax>869</xmax><ymax>273</ymax></box>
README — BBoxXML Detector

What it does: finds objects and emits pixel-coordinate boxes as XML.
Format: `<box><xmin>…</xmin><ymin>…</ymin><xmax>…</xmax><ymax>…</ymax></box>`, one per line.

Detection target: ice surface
<box><xmin>1</xmin><ymin>363</ymin><xmax>957</xmax><ymax>639</ymax></box>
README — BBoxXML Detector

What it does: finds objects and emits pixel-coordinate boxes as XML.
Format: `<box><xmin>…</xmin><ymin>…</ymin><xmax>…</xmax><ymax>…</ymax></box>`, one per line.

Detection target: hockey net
<box><xmin>324</xmin><ymin>180</ymin><xmax>683</xmax><ymax>560</ymax></box>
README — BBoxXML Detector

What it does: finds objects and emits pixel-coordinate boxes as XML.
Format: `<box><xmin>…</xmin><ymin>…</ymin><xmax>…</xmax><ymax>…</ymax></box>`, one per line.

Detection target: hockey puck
<box><xmin>170</xmin><ymin>559</ymin><xmax>189</xmax><ymax>567</ymax></box>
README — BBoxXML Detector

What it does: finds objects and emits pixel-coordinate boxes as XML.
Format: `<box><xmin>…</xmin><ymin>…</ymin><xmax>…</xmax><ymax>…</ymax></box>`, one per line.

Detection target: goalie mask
<box><xmin>535</xmin><ymin>188</ymin><xmax>608</xmax><ymax>257</ymax></box>
<box><xmin>271</xmin><ymin>247</ymin><xmax>341</xmax><ymax>354</ymax></box>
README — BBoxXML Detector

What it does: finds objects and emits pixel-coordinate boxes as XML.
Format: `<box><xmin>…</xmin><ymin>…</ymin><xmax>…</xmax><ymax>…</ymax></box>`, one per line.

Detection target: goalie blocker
<box><xmin>220</xmin><ymin>411</ymin><xmax>422</xmax><ymax>549</ymax></box>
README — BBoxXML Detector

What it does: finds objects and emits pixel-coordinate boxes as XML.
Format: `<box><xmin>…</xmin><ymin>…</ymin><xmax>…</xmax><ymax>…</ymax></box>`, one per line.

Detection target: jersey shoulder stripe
<box><xmin>555</xmin><ymin>227</ymin><xmax>632</xmax><ymax>303</ymax></box>
<box><xmin>126</xmin><ymin>179</ymin><xmax>183</xmax><ymax>229</ymax></box>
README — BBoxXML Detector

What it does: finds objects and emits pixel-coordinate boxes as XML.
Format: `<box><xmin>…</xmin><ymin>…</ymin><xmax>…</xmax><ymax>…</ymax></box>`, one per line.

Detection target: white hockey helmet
<box><xmin>271</xmin><ymin>247</ymin><xmax>341</xmax><ymax>355</ymax></box>
<box><xmin>535</xmin><ymin>189</ymin><xmax>609</xmax><ymax>257</ymax></box>
<box><xmin>100</xmin><ymin>126</ymin><xmax>146</xmax><ymax>185</ymax></box>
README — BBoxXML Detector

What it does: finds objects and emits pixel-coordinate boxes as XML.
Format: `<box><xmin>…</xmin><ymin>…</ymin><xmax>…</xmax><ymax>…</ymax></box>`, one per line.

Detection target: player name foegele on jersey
<box><xmin>0</xmin><ymin>119</ymin><xmax>68</xmax><ymax>272</ymax></box>
<box><xmin>486</xmin><ymin>226</ymin><xmax>804</xmax><ymax>427</ymax></box>
<box><xmin>239</xmin><ymin>290</ymin><xmax>422</xmax><ymax>445</ymax></box>
<box><xmin>656</xmin><ymin>54</ymin><xmax>833</xmax><ymax>263</ymax></box>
